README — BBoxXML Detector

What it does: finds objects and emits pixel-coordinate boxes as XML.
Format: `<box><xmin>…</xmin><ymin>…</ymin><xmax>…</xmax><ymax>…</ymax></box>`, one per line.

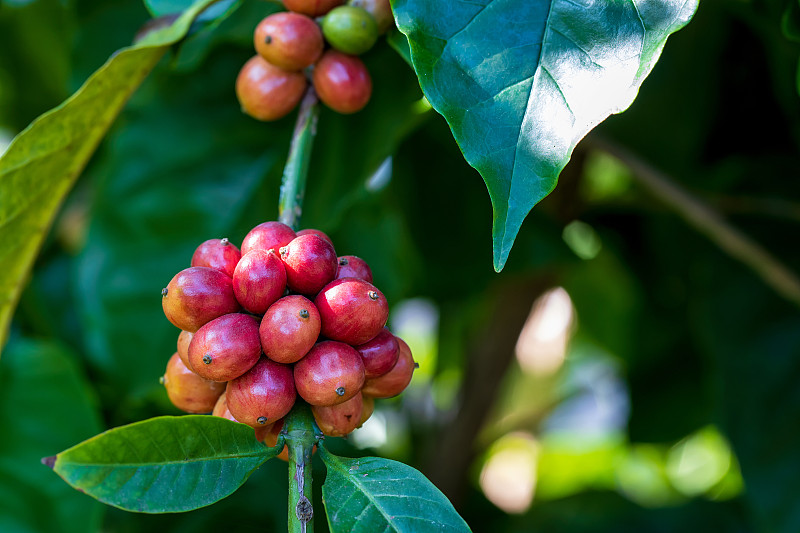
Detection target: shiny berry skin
<box><xmin>191</xmin><ymin>238</ymin><xmax>241</xmax><ymax>278</ymax></box>
<box><xmin>356</xmin><ymin>327</ymin><xmax>399</xmax><ymax>378</ymax></box>
<box><xmin>176</xmin><ymin>330</ymin><xmax>193</xmax><ymax>370</ymax></box>
<box><xmin>336</xmin><ymin>255</ymin><xmax>372</xmax><ymax>282</ymax></box>
<box><xmin>348</xmin><ymin>0</ymin><xmax>392</xmax><ymax>33</ymax></box>
<box><xmin>312</xmin><ymin>392</ymin><xmax>363</xmax><ymax>437</ymax></box>
<box><xmin>315</xmin><ymin>278</ymin><xmax>388</xmax><ymax>345</ymax></box>
<box><xmin>254</xmin><ymin>12</ymin><xmax>324</xmax><ymax>71</ymax></box>
<box><xmin>294</xmin><ymin>341</ymin><xmax>365</xmax><ymax>406</ymax></box>
<box><xmin>162</xmin><ymin>266</ymin><xmax>241</xmax><ymax>332</ymax></box>
<box><xmin>226</xmin><ymin>358</ymin><xmax>297</xmax><ymax>427</ymax></box>
<box><xmin>282</xmin><ymin>0</ymin><xmax>344</xmax><ymax>17</ymax></box>
<box><xmin>241</xmin><ymin>221</ymin><xmax>297</xmax><ymax>255</ymax></box>
<box><xmin>236</xmin><ymin>55</ymin><xmax>307</xmax><ymax>121</ymax></box>
<box><xmin>312</xmin><ymin>50</ymin><xmax>372</xmax><ymax>114</ymax></box>
<box><xmin>162</xmin><ymin>353</ymin><xmax>225</xmax><ymax>413</ymax></box>
<box><xmin>361</xmin><ymin>337</ymin><xmax>415</xmax><ymax>398</ymax></box>
<box><xmin>188</xmin><ymin>313</ymin><xmax>262</xmax><ymax>382</ymax></box>
<box><xmin>280</xmin><ymin>234</ymin><xmax>338</xmax><ymax>295</ymax></box>
<box><xmin>296</xmin><ymin>228</ymin><xmax>334</xmax><ymax>248</ymax></box>
<box><xmin>233</xmin><ymin>249</ymin><xmax>287</xmax><ymax>314</ymax></box>
<box><xmin>213</xmin><ymin>392</ymin><xmax>271</xmax><ymax>441</ymax></box>
<box><xmin>260</xmin><ymin>295</ymin><xmax>321</xmax><ymax>364</ymax></box>
<box><xmin>322</xmin><ymin>6</ymin><xmax>378</xmax><ymax>55</ymax></box>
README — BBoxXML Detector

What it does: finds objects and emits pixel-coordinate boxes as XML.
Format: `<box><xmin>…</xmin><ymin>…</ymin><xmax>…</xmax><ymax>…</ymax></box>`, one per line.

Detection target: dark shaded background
<box><xmin>1</xmin><ymin>0</ymin><xmax>799</xmax><ymax>531</ymax></box>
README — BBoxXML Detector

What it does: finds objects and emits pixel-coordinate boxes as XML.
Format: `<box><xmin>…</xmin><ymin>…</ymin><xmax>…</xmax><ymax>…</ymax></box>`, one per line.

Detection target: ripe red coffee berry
<box><xmin>296</xmin><ymin>228</ymin><xmax>334</xmax><ymax>248</ymax></box>
<box><xmin>356</xmin><ymin>327</ymin><xmax>399</xmax><ymax>378</ymax></box>
<box><xmin>260</xmin><ymin>295</ymin><xmax>321</xmax><ymax>364</ymax></box>
<box><xmin>191</xmin><ymin>238</ymin><xmax>241</xmax><ymax>278</ymax></box>
<box><xmin>312</xmin><ymin>392</ymin><xmax>363</xmax><ymax>437</ymax></box>
<box><xmin>188</xmin><ymin>313</ymin><xmax>261</xmax><ymax>382</ymax></box>
<box><xmin>162</xmin><ymin>266</ymin><xmax>240</xmax><ymax>332</ymax></box>
<box><xmin>254</xmin><ymin>12</ymin><xmax>323</xmax><ymax>71</ymax></box>
<box><xmin>176</xmin><ymin>330</ymin><xmax>193</xmax><ymax>370</ymax></box>
<box><xmin>236</xmin><ymin>55</ymin><xmax>307</xmax><ymax>121</ymax></box>
<box><xmin>336</xmin><ymin>255</ymin><xmax>372</xmax><ymax>283</ymax></box>
<box><xmin>213</xmin><ymin>392</ymin><xmax>271</xmax><ymax>441</ymax></box>
<box><xmin>241</xmin><ymin>221</ymin><xmax>296</xmax><ymax>255</ymax></box>
<box><xmin>233</xmin><ymin>249</ymin><xmax>287</xmax><ymax>314</ymax></box>
<box><xmin>162</xmin><ymin>353</ymin><xmax>226</xmax><ymax>413</ymax></box>
<box><xmin>361</xmin><ymin>337</ymin><xmax>415</xmax><ymax>398</ymax></box>
<box><xmin>280</xmin><ymin>234</ymin><xmax>338</xmax><ymax>295</ymax></box>
<box><xmin>294</xmin><ymin>341</ymin><xmax>365</xmax><ymax>406</ymax></box>
<box><xmin>262</xmin><ymin>418</ymin><xmax>290</xmax><ymax>461</ymax></box>
<box><xmin>312</xmin><ymin>50</ymin><xmax>372</xmax><ymax>114</ymax></box>
<box><xmin>227</xmin><ymin>357</ymin><xmax>296</xmax><ymax>427</ymax></box>
<box><xmin>282</xmin><ymin>0</ymin><xmax>343</xmax><ymax>17</ymax></box>
<box><xmin>360</xmin><ymin>394</ymin><xmax>374</xmax><ymax>426</ymax></box>
<box><xmin>315</xmin><ymin>278</ymin><xmax>388</xmax><ymax>345</ymax></box>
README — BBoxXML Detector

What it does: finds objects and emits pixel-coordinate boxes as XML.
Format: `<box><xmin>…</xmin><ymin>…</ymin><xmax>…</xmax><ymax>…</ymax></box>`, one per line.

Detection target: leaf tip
<box><xmin>41</xmin><ymin>455</ymin><xmax>57</xmax><ymax>469</ymax></box>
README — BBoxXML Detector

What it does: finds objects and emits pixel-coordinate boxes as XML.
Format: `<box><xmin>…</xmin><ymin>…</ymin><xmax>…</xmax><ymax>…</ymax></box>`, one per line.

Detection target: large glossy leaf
<box><xmin>0</xmin><ymin>339</ymin><xmax>103</xmax><ymax>533</ymax></box>
<box><xmin>0</xmin><ymin>0</ymin><xmax>219</xmax><ymax>355</ymax></box>
<box><xmin>50</xmin><ymin>416</ymin><xmax>282</xmax><ymax>513</ymax></box>
<box><xmin>392</xmin><ymin>0</ymin><xmax>698</xmax><ymax>271</ymax></box>
<box><xmin>320</xmin><ymin>447</ymin><xmax>471</xmax><ymax>532</ymax></box>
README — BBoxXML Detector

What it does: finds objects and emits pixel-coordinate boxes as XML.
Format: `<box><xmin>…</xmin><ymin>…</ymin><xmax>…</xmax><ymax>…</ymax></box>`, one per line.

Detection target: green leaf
<box><xmin>51</xmin><ymin>415</ymin><xmax>283</xmax><ymax>513</ymax></box>
<box><xmin>392</xmin><ymin>0</ymin><xmax>698</xmax><ymax>271</ymax></box>
<box><xmin>320</xmin><ymin>446</ymin><xmax>471</xmax><ymax>532</ymax></box>
<box><xmin>386</xmin><ymin>28</ymin><xmax>412</xmax><ymax>67</ymax></box>
<box><xmin>144</xmin><ymin>0</ymin><xmax>242</xmax><ymax>25</ymax></box>
<box><xmin>0</xmin><ymin>339</ymin><xmax>103</xmax><ymax>533</ymax></box>
<box><xmin>0</xmin><ymin>0</ymin><xmax>219</xmax><ymax>355</ymax></box>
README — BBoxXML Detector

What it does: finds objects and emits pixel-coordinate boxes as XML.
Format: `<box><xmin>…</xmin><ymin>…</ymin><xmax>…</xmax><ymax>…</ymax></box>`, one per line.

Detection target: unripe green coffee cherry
<box><xmin>321</xmin><ymin>6</ymin><xmax>378</xmax><ymax>55</ymax></box>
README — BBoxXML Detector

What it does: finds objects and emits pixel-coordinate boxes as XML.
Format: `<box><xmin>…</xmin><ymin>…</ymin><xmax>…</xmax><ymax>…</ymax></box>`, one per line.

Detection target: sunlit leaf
<box><xmin>392</xmin><ymin>0</ymin><xmax>698</xmax><ymax>270</ymax></box>
<box><xmin>51</xmin><ymin>416</ymin><xmax>282</xmax><ymax>513</ymax></box>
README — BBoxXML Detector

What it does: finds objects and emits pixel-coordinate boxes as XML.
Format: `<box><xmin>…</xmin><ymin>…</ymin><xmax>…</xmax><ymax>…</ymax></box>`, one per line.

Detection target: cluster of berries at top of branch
<box><xmin>160</xmin><ymin>221</ymin><xmax>416</xmax><ymax>457</ymax></box>
<box><xmin>236</xmin><ymin>0</ymin><xmax>392</xmax><ymax>119</ymax></box>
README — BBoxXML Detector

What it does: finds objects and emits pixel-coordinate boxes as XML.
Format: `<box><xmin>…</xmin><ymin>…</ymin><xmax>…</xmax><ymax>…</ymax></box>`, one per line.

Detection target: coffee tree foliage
<box><xmin>1</xmin><ymin>0</ymin><xmax>800</xmax><ymax>531</ymax></box>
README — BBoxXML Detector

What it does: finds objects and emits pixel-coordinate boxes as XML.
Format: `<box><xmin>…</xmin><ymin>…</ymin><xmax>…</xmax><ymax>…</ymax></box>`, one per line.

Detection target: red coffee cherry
<box><xmin>188</xmin><ymin>313</ymin><xmax>262</xmax><ymax>382</ymax></box>
<box><xmin>236</xmin><ymin>55</ymin><xmax>307</xmax><ymax>121</ymax></box>
<box><xmin>348</xmin><ymin>0</ymin><xmax>393</xmax><ymax>34</ymax></box>
<box><xmin>282</xmin><ymin>0</ymin><xmax>344</xmax><ymax>17</ymax></box>
<box><xmin>356</xmin><ymin>327</ymin><xmax>399</xmax><ymax>378</ymax></box>
<box><xmin>312</xmin><ymin>50</ymin><xmax>372</xmax><ymax>114</ymax></box>
<box><xmin>241</xmin><ymin>221</ymin><xmax>296</xmax><ymax>255</ymax></box>
<box><xmin>176</xmin><ymin>330</ymin><xmax>193</xmax><ymax>370</ymax></box>
<box><xmin>260</xmin><ymin>295</ymin><xmax>321</xmax><ymax>364</ymax></box>
<box><xmin>312</xmin><ymin>392</ymin><xmax>363</xmax><ymax>437</ymax></box>
<box><xmin>336</xmin><ymin>255</ymin><xmax>372</xmax><ymax>283</ymax></box>
<box><xmin>262</xmin><ymin>418</ymin><xmax>290</xmax><ymax>461</ymax></box>
<box><xmin>227</xmin><ymin>358</ymin><xmax>297</xmax><ymax>427</ymax></box>
<box><xmin>254</xmin><ymin>12</ymin><xmax>324</xmax><ymax>71</ymax></box>
<box><xmin>296</xmin><ymin>228</ymin><xmax>334</xmax><ymax>248</ymax></box>
<box><xmin>191</xmin><ymin>238</ymin><xmax>241</xmax><ymax>278</ymax></box>
<box><xmin>162</xmin><ymin>266</ymin><xmax>241</xmax><ymax>332</ymax></box>
<box><xmin>361</xmin><ymin>337</ymin><xmax>415</xmax><ymax>398</ymax></box>
<box><xmin>293</xmin><ymin>341</ymin><xmax>365</xmax><ymax>406</ymax></box>
<box><xmin>280</xmin><ymin>234</ymin><xmax>338</xmax><ymax>295</ymax></box>
<box><xmin>162</xmin><ymin>353</ymin><xmax>225</xmax><ymax>414</ymax></box>
<box><xmin>314</xmin><ymin>278</ymin><xmax>388</xmax><ymax>345</ymax></box>
<box><xmin>213</xmin><ymin>392</ymin><xmax>271</xmax><ymax>441</ymax></box>
<box><xmin>233</xmin><ymin>249</ymin><xmax>287</xmax><ymax>314</ymax></box>
<box><xmin>359</xmin><ymin>394</ymin><xmax>374</xmax><ymax>426</ymax></box>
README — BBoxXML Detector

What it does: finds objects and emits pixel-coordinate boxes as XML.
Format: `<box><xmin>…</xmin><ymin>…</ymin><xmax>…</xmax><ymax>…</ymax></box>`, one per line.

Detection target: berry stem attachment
<box><xmin>284</xmin><ymin>402</ymin><xmax>319</xmax><ymax>533</ymax></box>
<box><xmin>279</xmin><ymin>86</ymin><xmax>320</xmax><ymax>231</ymax></box>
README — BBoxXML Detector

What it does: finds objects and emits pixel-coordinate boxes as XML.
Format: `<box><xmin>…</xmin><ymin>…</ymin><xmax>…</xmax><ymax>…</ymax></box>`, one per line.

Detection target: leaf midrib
<box><xmin>57</xmin><ymin>450</ymin><xmax>271</xmax><ymax>469</ymax></box>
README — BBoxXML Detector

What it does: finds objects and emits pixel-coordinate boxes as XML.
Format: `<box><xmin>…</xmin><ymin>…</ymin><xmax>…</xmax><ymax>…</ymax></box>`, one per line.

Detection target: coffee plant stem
<box><xmin>278</xmin><ymin>85</ymin><xmax>320</xmax><ymax>231</ymax></box>
<box><xmin>284</xmin><ymin>403</ymin><xmax>318</xmax><ymax>533</ymax></box>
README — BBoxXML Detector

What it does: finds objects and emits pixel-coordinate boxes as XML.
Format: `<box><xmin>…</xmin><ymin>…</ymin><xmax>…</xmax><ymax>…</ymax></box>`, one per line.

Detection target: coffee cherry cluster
<box><xmin>160</xmin><ymin>221</ymin><xmax>416</xmax><ymax>452</ymax></box>
<box><xmin>236</xmin><ymin>0</ymin><xmax>392</xmax><ymax>120</ymax></box>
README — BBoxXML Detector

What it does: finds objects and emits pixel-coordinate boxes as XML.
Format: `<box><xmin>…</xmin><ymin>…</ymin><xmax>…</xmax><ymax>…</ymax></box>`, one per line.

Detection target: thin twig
<box><xmin>588</xmin><ymin>137</ymin><xmax>800</xmax><ymax>308</ymax></box>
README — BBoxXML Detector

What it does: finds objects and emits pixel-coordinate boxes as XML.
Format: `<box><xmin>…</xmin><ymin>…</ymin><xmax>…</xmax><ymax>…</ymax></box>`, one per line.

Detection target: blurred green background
<box><xmin>2</xmin><ymin>0</ymin><xmax>800</xmax><ymax>531</ymax></box>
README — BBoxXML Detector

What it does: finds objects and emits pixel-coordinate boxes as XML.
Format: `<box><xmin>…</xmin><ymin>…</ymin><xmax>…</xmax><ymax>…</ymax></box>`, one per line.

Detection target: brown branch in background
<box><xmin>424</xmin><ymin>276</ymin><xmax>551</xmax><ymax>507</ymax></box>
<box><xmin>588</xmin><ymin>137</ymin><xmax>800</xmax><ymax>308</ymax></box>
